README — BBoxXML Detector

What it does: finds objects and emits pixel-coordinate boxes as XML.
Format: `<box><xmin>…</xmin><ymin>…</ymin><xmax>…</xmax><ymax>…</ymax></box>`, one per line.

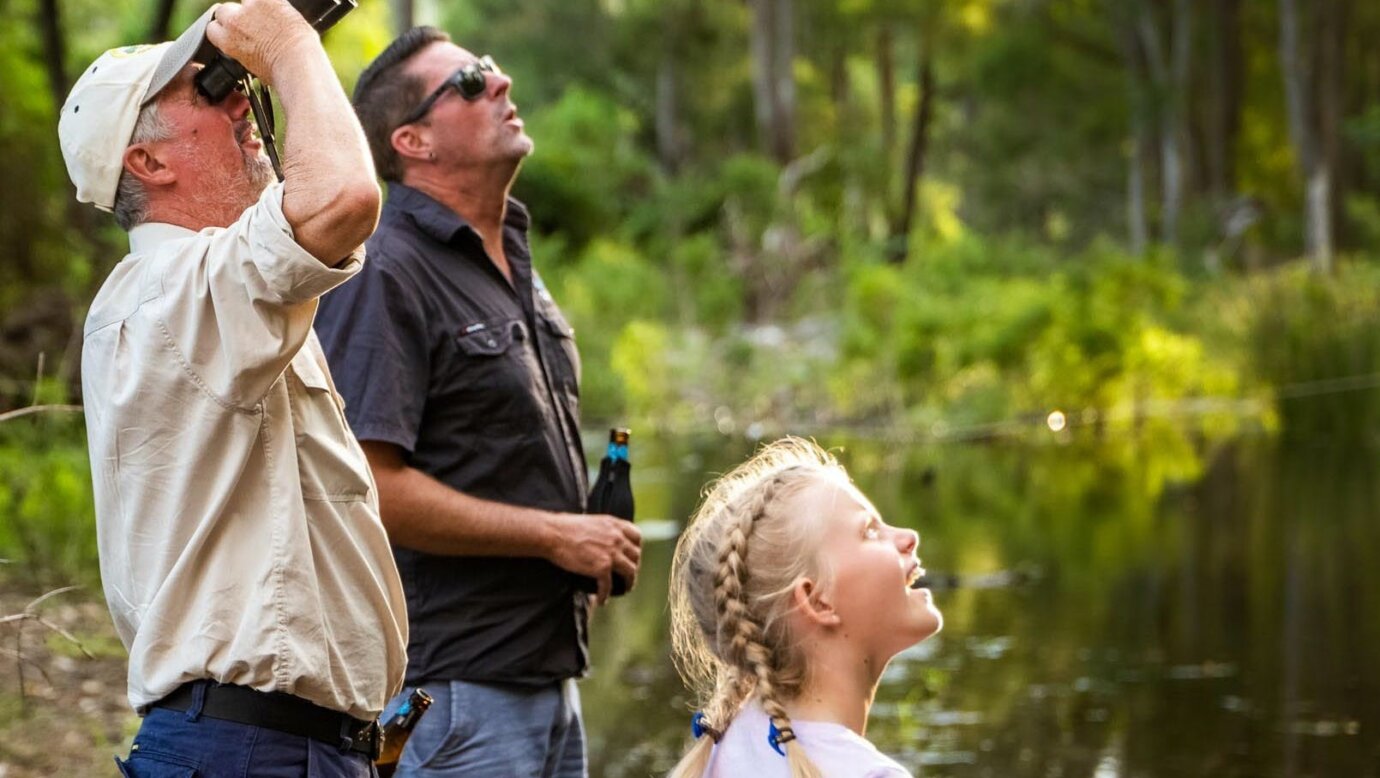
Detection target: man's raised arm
<box><xmin>208</xmin><ymin>0</ymin><xmax>380</xmax><ymax>262</ymax></box>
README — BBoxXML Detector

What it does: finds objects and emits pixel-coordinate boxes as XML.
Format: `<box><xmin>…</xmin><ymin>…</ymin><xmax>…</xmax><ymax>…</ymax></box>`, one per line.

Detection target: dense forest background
<box><xmin>4</xmin><ymin>0</ymin><xmax>1380</xmax><ymax>581</ymax></box>
<box><xmin>3</xmin><ymin>4</ymin><xmax>1380</xmax><ymax>775</ymax></box>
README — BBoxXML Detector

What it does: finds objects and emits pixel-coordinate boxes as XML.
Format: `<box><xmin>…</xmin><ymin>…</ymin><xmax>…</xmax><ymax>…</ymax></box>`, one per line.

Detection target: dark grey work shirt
<box><xmin>314</xmin><ymin>183</ymin><xmax>589</xmax><ymax>686</ymax></box>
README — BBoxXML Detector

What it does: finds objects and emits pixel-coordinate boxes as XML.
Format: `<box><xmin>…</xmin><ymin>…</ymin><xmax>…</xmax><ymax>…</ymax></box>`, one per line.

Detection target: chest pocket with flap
<box><xmin>288</xmin><ymin>348</ymin><xmax>371</xmax><ymax>501</ymax></box>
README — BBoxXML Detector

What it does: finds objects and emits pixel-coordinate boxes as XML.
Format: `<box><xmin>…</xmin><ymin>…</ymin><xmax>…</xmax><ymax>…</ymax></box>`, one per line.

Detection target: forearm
<box><xmin>374</xmin><ymin>462</ymin><xmax>559</xmax><ymax>558</ymax></box>
<box><xmin>270</xmin><ymin>45</ymin><xmax>380</xmax><ymax>260</ymax></box>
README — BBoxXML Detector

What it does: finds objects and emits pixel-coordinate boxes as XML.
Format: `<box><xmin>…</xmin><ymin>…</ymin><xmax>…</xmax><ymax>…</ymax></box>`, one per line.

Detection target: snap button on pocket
<box><xmin>456</xmin><ymin>320</ymin><xmax>519</xmax><ymax>356</ymax></box>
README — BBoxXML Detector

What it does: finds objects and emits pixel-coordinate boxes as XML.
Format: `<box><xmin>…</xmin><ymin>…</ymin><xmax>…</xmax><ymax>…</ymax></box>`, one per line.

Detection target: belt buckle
<box><xmin>340</xmin><ymin>719</ymin><xmax>381</xmax><ymax>760</ymax></box>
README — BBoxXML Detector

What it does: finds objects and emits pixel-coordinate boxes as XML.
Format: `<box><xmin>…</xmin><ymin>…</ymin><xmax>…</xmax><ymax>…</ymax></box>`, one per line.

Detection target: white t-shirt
<box><xmin>705</xmin><ymin>701</ymin><xmax>913</xmax><ymax>778</ymax></box>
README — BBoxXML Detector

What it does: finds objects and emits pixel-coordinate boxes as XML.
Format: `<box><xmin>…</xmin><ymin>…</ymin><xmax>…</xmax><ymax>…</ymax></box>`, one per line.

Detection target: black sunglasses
<box><xmin>399</xmin><ymin>56</ymin><xmax>501</xmax><ymax>125</ymax></box>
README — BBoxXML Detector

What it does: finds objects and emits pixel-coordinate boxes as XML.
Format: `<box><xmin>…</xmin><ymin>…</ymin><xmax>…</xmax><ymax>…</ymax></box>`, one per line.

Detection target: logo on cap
<box><xmin>108</xmin><ymin>45</ymin><xmax>156</xmax><ymax>58</ymax></box>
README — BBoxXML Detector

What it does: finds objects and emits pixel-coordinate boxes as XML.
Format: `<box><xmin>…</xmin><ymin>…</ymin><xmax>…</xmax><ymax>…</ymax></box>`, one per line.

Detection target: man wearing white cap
<box><xmin>59</xmin><ymin>0</ymin><xmax>407</xmax><ymax>774</ymax></box>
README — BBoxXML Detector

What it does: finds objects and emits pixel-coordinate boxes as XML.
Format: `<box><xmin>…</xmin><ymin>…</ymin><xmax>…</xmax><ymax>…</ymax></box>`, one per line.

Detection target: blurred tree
<box><xmin>1279</xmin><ymin>0</ymin><xmax>1334</xmax><ymax>271</ymax></box>
<box><xmin>149</xmin><ymin>0</ymin><xmax>178</xmax><ymax>41</ymax></box>
<box><xmin>391</xmin><ymin>0</ymin><xmax>412</xmax><ymax>36</ymax></box>
<box><xmin>748</xmin><ymin>0</ymin><xmax>795</xmax><ymax>164</ymax></box>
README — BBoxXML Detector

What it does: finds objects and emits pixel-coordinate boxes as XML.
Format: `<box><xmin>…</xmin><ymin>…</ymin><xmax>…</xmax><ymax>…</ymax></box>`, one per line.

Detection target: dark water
<box><xmin>578</xmin><ymin>430</ymin><xmax>1380</xmax><ymax>777</ymax></box>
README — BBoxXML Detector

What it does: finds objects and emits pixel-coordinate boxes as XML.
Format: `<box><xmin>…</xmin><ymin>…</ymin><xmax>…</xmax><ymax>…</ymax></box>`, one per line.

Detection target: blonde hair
<box><xmin>669</xmin><ymin>437</ymin><xmax>850</xmax><ymax>778</ymax></box>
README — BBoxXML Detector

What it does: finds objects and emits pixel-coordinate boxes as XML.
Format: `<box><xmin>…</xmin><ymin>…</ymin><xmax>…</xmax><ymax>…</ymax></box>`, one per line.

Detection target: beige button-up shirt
<box><xmin>81</xmin><ymin>184</ymin><xmax>408</xmax><ymax>721</ymax></box>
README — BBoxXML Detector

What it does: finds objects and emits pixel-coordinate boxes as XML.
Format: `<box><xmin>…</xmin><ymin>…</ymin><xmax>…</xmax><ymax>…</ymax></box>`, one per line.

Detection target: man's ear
<box><xmin>792</xmin><ymin>577</ymin><xmax>840</xmax><ymax>628</ymax></box>
<box><xmin>391</xmin><ymin>123</ymin><xmax>432</xmax><ymax>165</ymax></box>
<box><xmin>121</xmin><ymin>143</ymin><xmax>177</xmax><ymax>188</ymax></box>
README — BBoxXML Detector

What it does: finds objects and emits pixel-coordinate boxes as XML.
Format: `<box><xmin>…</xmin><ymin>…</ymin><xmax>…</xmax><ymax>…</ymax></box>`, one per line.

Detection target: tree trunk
<box><xmin>37</xmin><ymin>0</ymin><xmax>68</xmax><ymax>112</ymax></box>
<box><xmin>769</xmin><ymin>0</ymin><xmax>796</xmax><ymax>163</ymax></box>
<box><xmin>748</xmin><ymin>0</ymin><xmax>795</xmax><ymax>164</ymax></box>
<box><xmin>1206</xmin><ymin>0</ymin><xmax>1243</xmax><ymax>197</ymax></box>
<box><xmin>655</xmin><ymin>56</ymin><xmax>681</xmax><ymax>173</ymax></box>
<box><xmin>889</xmin><ymin>45</ymin><xmax>934</xmax><ymax>264</ymax></box>
<box><xmin>148</xmin><ymin>0</ymin><xmax>177</xmax><ymax>42</ymax></box>
<box><xmin>1280</xmin><ymin>0</ymin><xmax>1333</xmax><ymax>271</ymax></box>
<box><xmin>1317</xmin><ymin>0</ymin><xmax>1345</xmax><ymax>249</ymax></box>
<box><xmin>391</xmin><ymin>0</ymin><xmax>413</xmax><ymax>36</ymax></box>
<box><xmin>877</xmin><ymin>26</ymin><xmax>897</xmax><ymax>165</ymax></box>
<box><xmin>749</xmin><ymin>0</ymin><xmax>776</xmax><ymax>159</ymax></box>
<box><xmin>1121</xmin><ymin>6</ymin><xmax>1152</xmax><ymax>254</ymax></box>
<box><xmin>1159</xmin><ymin>0</ymin><xmax>1191</xmax><ymax>245</ymax></box>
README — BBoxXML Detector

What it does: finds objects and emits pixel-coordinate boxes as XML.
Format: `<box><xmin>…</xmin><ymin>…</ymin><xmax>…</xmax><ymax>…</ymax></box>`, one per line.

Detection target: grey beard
<box><xmin>243</xmin><ymin>145</ymin><xmax>275</xmax><ymax>191</ymax></box>
<box><xmin>191</xmin><ymin>145</ymin><xmax>278</xmax><ymax>227</ymax></box>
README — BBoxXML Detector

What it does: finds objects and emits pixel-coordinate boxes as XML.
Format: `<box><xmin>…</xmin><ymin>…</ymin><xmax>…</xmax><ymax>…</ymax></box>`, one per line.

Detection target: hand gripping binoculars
<box><xmin>193</xmin><ymin>0</ymin><xmax>357</xmax><ymax>102</ymax></box>
<box><xmin>177</xmin><ymin>0</ymin><xmax>356</xmax><ymax>180</ymax></box>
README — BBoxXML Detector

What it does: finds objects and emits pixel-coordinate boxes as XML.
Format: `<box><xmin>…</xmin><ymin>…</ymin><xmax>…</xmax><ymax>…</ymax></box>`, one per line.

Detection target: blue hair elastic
<box><xmin>767</xmin><ymin>720</ymin><xmax>796</xmax><ymax>756</ymax></box>
<box><xmin>692</xmin><ymin>711</ymin><xmax>722</xmax><ymax>743</ymax></box>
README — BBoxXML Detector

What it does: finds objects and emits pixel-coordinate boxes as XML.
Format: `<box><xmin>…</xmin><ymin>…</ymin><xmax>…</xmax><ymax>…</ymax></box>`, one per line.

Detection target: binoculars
<box><xmin>193</xmin><ymin>0</ymin><xmax>357</xmax><ymax>102</ymax></box>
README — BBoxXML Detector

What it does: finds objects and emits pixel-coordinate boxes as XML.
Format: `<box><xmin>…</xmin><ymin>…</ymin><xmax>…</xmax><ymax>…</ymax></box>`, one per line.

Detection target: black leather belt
<box><xmin>152</xmin><ymin>682</ymin><xmax>381</xmax><ymax>759</ymax></box>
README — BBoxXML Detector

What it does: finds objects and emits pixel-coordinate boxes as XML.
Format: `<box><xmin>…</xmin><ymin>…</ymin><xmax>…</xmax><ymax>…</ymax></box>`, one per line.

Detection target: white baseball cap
<box><xmin>58</xmin><ymin>8</ymin><xmax>216</xmax><ymax>212</ymax></box>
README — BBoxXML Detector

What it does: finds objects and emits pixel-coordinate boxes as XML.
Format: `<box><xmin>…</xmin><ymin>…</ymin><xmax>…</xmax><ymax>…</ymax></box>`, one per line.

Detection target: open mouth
<box><xmin>906</xmin><ymin>560</ymin><xmax>927</xmax><ymax>589</ymax></box>
<box><xmin>236</xmin><ymin>121</ymin><xmax>260</xmax><ymax>148</ymax></box>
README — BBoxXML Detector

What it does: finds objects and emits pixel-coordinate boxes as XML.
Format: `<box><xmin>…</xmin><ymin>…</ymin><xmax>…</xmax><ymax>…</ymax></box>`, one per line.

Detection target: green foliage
<box><xmin>515</xmin><ymin>87</ymin><xmax>656</xmax><ymax>248</ymax></box>
<box><xmin>0</xmin><ymin>4</ymin><xmax>90</xmax><ymax>314</ymax></box>
<box><xmin>830</xmin><ymin>237</ymin><xmax>1239</xmax><ymax>429</ymax></box>
<box><xmin>0</xmin><ymin>413</ymin><xmax>98</xmax><ymax>588</ymax></box>
<box><xmin>541</xmin><ymin>235</ymin><xmax>671</xmax><ymax>421</ymax></box>
<box><xmin>1244</xmin><ymin>262</ymin><xmax>1380</xmax><ymax>444</ymax></box>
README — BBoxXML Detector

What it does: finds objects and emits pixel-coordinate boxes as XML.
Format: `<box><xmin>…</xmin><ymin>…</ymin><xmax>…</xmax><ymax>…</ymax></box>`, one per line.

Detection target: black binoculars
<box><xmin>192</xmin><ymin>0</ymin><xmax>357</xmax><ymax>102</ymax></box>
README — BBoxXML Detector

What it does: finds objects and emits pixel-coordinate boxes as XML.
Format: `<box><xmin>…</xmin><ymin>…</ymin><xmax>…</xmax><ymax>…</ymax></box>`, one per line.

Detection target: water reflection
<box><xmin>581</xmin><ymin>433</ymin><xmax>1380</xmax><ymax>777</ymax></box>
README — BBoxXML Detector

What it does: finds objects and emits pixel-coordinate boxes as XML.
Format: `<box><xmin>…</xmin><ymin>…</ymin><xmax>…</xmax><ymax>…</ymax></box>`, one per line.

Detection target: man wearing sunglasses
<box><xmin>315</xmin><ymin>27</ymin><xmax>641</xmax><ymax>777</ymax></box>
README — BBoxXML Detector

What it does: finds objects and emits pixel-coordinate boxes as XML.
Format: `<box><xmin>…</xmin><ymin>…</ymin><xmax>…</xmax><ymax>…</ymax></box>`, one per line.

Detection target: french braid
<box><xmin>670</xmin><ymin>439</ymin><xmax>844</xmax><ymax>778</ymax></box>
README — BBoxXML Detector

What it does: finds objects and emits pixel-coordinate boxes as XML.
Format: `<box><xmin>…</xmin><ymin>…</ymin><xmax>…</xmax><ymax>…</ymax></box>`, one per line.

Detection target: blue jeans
<box><xmin>381</xmin><ymin>679</ymin><xmax>586</xmax><ymax>778</ymax></box>
<box><xmin>113</xmin><ymin>696</ymin><xmax>377</xmax><ymax>777</ymax></box>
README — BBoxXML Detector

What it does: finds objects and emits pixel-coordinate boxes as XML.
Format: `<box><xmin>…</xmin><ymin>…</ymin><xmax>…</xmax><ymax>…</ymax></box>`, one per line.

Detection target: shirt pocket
<box><xmin>451</xmin><ymin>318</ymin><xmax>539</xmax><ymax>432</ymax></box>
<box><xmin>289</xmin><ymin>349</ymin><xmax>372</xmax><ymax>501</ymax></box>
<box><xmin>455</xmin><ymin>319</ymin><xmax>518</xmax><ymax>362</ymax></box>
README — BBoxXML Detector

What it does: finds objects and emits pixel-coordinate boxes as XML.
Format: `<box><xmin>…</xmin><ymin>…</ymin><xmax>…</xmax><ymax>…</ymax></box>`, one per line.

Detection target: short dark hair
<box><xmin>353</xmin><ymin>26</ymin><xmax>451</xmax><ymax>182</ymax></box>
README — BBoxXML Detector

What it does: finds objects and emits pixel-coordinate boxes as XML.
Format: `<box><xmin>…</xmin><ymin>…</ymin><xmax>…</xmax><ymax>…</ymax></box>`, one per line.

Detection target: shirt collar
<box><xmin>128</xmin><ymin>222</ymin><xmax>197</xmax><ymax>254</ymax></box>
<box><xmin>386</xmin><ymin>182</ymin><xmax>531</xmax><ymax>246</ymax></box>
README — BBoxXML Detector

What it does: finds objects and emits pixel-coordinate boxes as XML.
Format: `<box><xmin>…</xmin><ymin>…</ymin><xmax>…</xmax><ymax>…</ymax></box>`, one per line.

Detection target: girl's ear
<box><xmin>793</xmin><ymin>577</ymin><xmax>840</xmax><ymax>628</ymax></box>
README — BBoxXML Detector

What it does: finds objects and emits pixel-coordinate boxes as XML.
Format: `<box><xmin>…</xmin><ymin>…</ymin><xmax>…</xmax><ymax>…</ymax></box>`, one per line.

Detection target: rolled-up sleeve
<box><xmin>243</xmin><ymin>183</ymin><xmax>364</xmax><ymax>304</ymax></box>
<box><xmin>154</xmin><ymin>183</ymin><xmax>368</xmax><ymax>407</ymax></box>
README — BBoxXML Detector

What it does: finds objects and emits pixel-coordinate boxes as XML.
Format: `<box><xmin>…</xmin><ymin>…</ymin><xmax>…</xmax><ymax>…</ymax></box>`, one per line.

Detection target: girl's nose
<box><xmin>895</xmin><ymin>527</ymin><xmax>919</xmax><ymax>555</ymax></box>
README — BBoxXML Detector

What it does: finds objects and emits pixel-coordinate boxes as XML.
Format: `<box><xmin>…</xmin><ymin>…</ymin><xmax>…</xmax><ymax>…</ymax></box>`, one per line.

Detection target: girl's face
<box><xmin>807</xmin><ymin>478</ymin><xmax>942</xmax><ymax>661</ymax></box>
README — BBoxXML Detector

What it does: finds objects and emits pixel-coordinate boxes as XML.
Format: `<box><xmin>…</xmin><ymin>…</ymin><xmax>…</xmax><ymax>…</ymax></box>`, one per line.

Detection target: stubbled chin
<box><xmin>245</xmin><ymin>153</ymin><xmax>276</xmax><ymax>191</ymax></box>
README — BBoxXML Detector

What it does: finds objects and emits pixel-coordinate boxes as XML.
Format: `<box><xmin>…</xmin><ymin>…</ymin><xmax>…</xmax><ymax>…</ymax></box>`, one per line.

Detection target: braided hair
<box><xmin>669</xmin><ymin>438</ymin><xmax>846</xmax><ymax>778</ymax></box>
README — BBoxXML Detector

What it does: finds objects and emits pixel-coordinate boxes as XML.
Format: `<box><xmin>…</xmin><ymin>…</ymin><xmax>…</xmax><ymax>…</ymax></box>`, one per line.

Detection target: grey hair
<box><xmin>113</xmin><ymin>102</ymin><xmax>174</xmax><ymax>230</ymax></box>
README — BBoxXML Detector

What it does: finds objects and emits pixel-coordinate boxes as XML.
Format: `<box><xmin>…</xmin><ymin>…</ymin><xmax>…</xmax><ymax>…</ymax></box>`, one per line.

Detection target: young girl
<box><xmin>668</xmin><ymin>438</ymin><xmax>942</xmax><ymax>778</ymax></box>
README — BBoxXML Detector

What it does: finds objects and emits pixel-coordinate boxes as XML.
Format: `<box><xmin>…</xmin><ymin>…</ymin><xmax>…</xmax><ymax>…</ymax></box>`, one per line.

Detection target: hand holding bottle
<box><xmin>549</xmin><ymin>512</ymin><xmax>642</xmax><ymax>604</ymax></box>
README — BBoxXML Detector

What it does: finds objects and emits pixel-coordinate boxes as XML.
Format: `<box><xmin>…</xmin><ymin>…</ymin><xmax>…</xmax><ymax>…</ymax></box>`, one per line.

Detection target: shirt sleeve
<box><xmin>314</xmin><ymin>244</ymin><xmax>430</xmax><ymax>454</ymax></box>
<box><xmin>151</xmin><ymin>183</ymin><xmax>365</xmax><ymax>407</ymax></box>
